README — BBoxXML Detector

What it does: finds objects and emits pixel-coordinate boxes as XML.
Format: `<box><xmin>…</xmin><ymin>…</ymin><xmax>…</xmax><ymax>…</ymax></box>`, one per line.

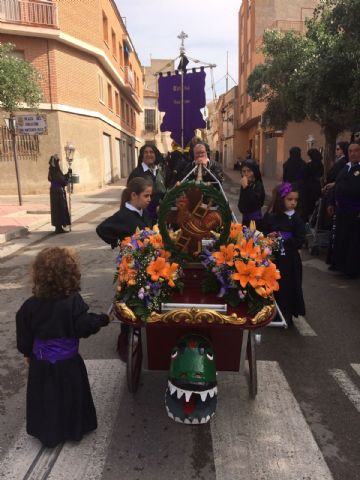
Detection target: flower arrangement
<box><xmin>201</xmin><ymin>222</ymin><xmax>281</xmax><ymax>314</ymax></box>
<box><xmin>114</xmin><ymin>226</ymin><xmax>183</xmax><ymax>321</ymax></box>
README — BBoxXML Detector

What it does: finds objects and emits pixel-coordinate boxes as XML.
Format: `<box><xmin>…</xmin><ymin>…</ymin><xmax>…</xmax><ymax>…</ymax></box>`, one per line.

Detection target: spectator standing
<box><xmin>48</xmin><ymin>155</ymin><xmax>70</xmax><ymax>234</ymax></box>
<box><xmin>303</xmin><ymin>148</ymin><xmax>324</xmax><ymax>221</ymax></box>
<box><xmin>237</xmin><ymin>160</ymin><xmax>265</xmax><ymax>230</ymax></box>
<box><xmin>128</xmin><ymin>145</ymin><xmax>166</xmax><ymax>221</ymax></box>
<box><xmin>328</xmin><ymin>140</ymin><xmax>360</xmax><ymax>278</ymax></box>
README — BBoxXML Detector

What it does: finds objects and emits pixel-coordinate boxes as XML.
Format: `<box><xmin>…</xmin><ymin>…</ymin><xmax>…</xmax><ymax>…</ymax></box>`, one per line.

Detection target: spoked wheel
<box><xmin>126</xmin><ymin>326</ymin><xmax>143</xmax><ymax>393</ymax></box>
<box><xmin>247</xmin><ymin>330</ymin><xmax>258</xmax><ymax>399</ymax></box>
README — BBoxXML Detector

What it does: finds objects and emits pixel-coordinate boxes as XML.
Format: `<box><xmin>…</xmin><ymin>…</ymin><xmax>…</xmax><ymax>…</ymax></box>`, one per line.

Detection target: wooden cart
<box><xmin>114</xmin><ymin>265</ymin><xmax>275</xmax><ymax>398</ymax></box>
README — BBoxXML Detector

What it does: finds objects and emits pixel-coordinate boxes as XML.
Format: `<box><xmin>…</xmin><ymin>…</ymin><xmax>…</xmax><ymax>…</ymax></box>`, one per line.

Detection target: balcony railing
<box><xmin>0</xmin><ymin>0</ymin><xmax>58</xmax><ymax>28</ymax></box>
<box><xmin>124</xmin><ymin>66</ymin><xmax>135</xmax><ymax>90</ymax></box>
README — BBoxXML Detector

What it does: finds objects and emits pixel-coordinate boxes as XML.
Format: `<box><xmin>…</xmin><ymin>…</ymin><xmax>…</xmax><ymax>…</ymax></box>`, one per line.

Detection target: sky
<box><xmin>115</xmin><ymin>0</ymin><xmax>240</xmax><ymax>102</ymax></box>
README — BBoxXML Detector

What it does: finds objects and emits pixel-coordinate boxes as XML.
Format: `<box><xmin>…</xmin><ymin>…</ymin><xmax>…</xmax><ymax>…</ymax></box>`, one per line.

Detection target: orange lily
<box><xmin>213</xmin><ymin>244</ymin><xmax>236</xmax><ymax>266</ymax></box>
<box><xmin>147</xmin><ymin>257</ymin><xmax>167</xmax><ymax>281</ymax></box>
<box><xmin>118</xmin><ymin>256</ymin><xmax>136</xmax><ymax>284</ymax></box>
<box><xmin>162</xmin><ymin>262</ymin><xmax>179</xmax><ymax>287</ymax></box>
<box><xmin>257</xmin><ymin>261</ymin><xmax>280</xmax><ymax>292</ymax></box>
<box><xmin>149</xmin><ymin>233</ymin><xmax>164</xmax><ymax>249</ymax></box>
<box><xmin>232</xmin><ymin>260</ymin><xmax>261</xmax><ymax>288</ymax></box>
<box><xmin>239</xmin><ymin>238</ymin><xmax>261</xmax><ymax>261</ymax></box>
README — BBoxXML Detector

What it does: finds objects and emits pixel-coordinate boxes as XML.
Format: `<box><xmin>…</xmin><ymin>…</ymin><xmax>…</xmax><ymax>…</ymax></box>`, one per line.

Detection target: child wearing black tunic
<box><xmin>96</xmin><ymin>177</ymin><xmax>154</xmax><ymax>359</ymax></box>
<box><xmin>96</xmin><ymin>177</ymin><xmax>154</xmax><ymax>248</ymax></box>
<box><xmin>16</xmin><ymin>247</ymin><xmax>109</xmax><ymax>448</ymax></box>
<box><xmin>263</xmin><ymin>182</ymin><xmax>306</xmax><ymax>326</ymax></box>
<box><xmin>237</xmin><ymin>160</ymin><xmax>265</xmax><ymax>231</ymax></box>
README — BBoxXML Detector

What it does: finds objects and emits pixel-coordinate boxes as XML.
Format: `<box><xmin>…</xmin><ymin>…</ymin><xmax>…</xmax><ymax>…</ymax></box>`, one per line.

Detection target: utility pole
<box><xmin>6</xmin><ymin>115</ymin><xmax>22</xmax><ymax>206</ymax></box>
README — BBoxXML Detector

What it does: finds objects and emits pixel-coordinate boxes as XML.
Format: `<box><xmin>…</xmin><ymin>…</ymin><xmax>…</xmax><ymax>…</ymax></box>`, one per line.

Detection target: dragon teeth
<box><xmin>192</xmin><ymin>418</ymin><xmax>200</xmax><ymax>424</ymax></box>
<box><xmin>184</xmin><ymin>390</ymin><xmax>192</xmax><ymax>402</ymax></box>
<box><xmin>200</xmin><ymin>417</ymin><xmax>207</xmax><ymax>424</ymax></box>
<box><xmin>200</xmin><ymin>391</ymin><xmax>208</xmax><ymax>402</ymax></box>
<box><xmin>176</xmin><ymin>388</ymin><xmax>185</xmax><ymax>399</ymax></box>
<box><xmin>168</xmin><ymin>381</ymin><xmax>176</xmax><ymax>395</ymax></box>
<box><xmin>184</xmin><ymin>419</ymin><xmax>191</xmax><ymax>424</ymax></box>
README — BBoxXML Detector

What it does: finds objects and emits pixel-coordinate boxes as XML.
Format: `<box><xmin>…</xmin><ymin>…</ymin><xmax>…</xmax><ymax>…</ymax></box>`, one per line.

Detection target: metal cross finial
<box><xmin>177</xmin><ymin>31</ymin><xmax>188</xmax><ymax>54</ymax></box>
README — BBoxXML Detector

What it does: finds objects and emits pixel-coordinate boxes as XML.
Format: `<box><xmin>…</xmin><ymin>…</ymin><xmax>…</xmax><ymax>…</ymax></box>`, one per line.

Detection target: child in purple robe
<box><xmin>16</xmin><ymin>247</ymin><xmax>109</xmax><ymax>448</ymax></box>
<box><xmin>263</xmin><ymin>182</ymin><xmax>306</xmax><ymax>326</ymax></box>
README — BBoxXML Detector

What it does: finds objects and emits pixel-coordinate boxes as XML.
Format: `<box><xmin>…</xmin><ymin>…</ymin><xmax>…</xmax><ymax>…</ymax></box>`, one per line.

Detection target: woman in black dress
<box><xmin>48</xmin><ymin>155</ymin><xmax>70</xmax><ymax>234</ymax></box>
<box><xmin>237</xmin><ymin>160</ymin><xmax>265</xmax><ymax>230</ymax></box>
<box><xmin>16</xmin><ymin>247</ymin><xmax>109</xmax><ymax>448</ymax></box>
<box><xmin>128</xmin><ymin>145</ymin><xmax>166</xmax><ymax>221</ymax></box>
<box><xmin>303</xmin><ymin>148</ymin><xmax>324</xmax><ymax>221</ymax></box>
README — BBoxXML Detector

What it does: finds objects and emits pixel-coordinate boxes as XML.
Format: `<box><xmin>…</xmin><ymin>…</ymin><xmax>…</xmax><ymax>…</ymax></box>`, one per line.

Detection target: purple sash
<box><xmin>336</xmin><ymin>197</ymin><xmax>360</xmax><ymax>213</ymax></box>
<box><xmin>242</xmin><ymin>209</ymin><xmax>263</xmax><ymax>222</ymax></box>
<box><xmin>51</xmin><ymin>182</ymin><xmax>63</xmax><ymax>189</ymax></box>
<box><xmin>32</xmin><ymin>338</ymin><xmax>79</xmax><ymax>364</ymax></box>
<box><xmin>280</xmin><ymin>231</ymin><xmax>293</xmax><ymax>240</ymax></box>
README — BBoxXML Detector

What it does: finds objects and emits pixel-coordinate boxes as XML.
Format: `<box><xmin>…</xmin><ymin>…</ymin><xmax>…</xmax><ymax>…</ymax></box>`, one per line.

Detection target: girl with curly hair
<box><xmin>16</xmin><ymin>247</ymin><xmax>109</xmax><ymax>448</ymax></box>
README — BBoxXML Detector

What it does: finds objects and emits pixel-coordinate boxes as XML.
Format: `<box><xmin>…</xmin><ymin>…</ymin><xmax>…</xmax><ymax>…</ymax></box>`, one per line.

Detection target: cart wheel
<box><xmin>247</xmin><ymin>330</ymin><xmax>257</xmax><ymax>399</ymax></box>
<box><xmin>126</xmin><ymin>326</ymin><xmax>142</xmax><ymax>393</ymax></box>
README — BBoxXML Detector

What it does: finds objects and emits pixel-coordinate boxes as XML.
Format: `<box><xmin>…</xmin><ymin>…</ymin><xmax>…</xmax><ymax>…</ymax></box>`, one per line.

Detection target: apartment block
<box><xmin>236</xmin><ymin>0</ymin><xmax>322</xmax><ymax>179</ymax></box>
<box><xmin>142</xmin><ymin>58</ymin><xmax>174</xmax><ymax>153</ymax></box>
<box><xmin>0</xmin><ymin>0</ymin><xmax>144</xmax><ymax>194</ymax></box>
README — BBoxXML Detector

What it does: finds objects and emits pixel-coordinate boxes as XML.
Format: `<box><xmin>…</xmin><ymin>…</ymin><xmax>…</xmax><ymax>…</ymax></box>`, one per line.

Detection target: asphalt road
<box><xmin>0</xmin><ymin>180</ymin><xmax>359</xmax><ymax>480</ymax></box>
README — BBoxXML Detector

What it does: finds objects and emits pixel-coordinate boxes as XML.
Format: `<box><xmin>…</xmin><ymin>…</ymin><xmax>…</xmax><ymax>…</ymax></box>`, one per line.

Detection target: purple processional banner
<box><xmin>158</xmin><ymin>70</ymin><xmax>206</xmax><ymax>147</ymax></box>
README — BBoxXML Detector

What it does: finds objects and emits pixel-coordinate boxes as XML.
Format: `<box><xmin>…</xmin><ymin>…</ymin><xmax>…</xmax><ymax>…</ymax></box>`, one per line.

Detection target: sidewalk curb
<box><xmin>0</xmin><ymin>226</ymin><xmax>29</xmax><ymax>244</ymax></box>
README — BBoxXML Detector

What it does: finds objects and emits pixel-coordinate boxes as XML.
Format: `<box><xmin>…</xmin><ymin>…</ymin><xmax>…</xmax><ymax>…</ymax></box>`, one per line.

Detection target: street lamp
<box><xmin>64</xmin><ymin>142</ymin><xmax>75</xmax><ymax>231</ymax></box>
<box><xmin>306</xmin><ymin>134</ymin><xmax>315</xmax><ymax>150</ymax></box>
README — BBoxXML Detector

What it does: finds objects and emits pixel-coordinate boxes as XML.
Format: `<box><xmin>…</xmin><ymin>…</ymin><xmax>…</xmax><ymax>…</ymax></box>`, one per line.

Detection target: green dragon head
<box><xmin>165</xmin><ymin>334</ymin><xmax>217</xmax><ymax>424</ymax></box>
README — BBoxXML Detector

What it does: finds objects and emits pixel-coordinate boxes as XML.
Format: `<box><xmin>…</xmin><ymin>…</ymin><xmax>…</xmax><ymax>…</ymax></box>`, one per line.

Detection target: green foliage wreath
<box><xmin>158</xmin><ymin>180</ymin><xmax>232</xmax><ymax>262</ymax></box>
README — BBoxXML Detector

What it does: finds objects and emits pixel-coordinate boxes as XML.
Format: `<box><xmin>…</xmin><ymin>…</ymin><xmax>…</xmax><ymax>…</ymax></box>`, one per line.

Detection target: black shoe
<box><xmin>55</xmin><ymin>227</ymin><xmax>67</xmax><ymax>234</ymax></box>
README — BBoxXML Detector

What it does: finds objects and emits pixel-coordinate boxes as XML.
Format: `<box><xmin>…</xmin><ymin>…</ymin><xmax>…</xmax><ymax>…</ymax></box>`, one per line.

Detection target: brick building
<box><xmin>235</xmin><ymin>0</ymin><xmax>322</xmax><ymax>179</ymax></box>
<box><xmin>0</xmin><ymin>0</ymin><xmax>144</xmax><ymax>194</ymax></box>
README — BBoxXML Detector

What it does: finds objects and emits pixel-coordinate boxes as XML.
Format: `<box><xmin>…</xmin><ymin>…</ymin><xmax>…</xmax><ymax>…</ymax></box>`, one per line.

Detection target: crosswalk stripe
<box><xmin>211</xmin><ymin>361</ymin><xmax>333</xmax><ymax>480</ymax></box>
<box><xmin>0</xmin><ymin>359</ymin><xmax>123</xmax><ymax>480</ymax></box>
<box><xmin>293</xmin><ymin>316</ymin><xmax>317</xmax><ymax>336</ymax></box>
<box><xmin>351</xmin><ymin>364</ymin><xmax>360</xmax><ymax>377</ymax></box>
<box><xmin>329</xmin><ymin>369</ymin><xmax>360</xmax><ymax>413</ymax></box>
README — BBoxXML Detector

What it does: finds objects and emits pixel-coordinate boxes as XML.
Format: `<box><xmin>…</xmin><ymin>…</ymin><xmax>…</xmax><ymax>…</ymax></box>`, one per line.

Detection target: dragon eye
<box><xmin>206</xmin><ymin>353</ymin><xmax>214</xmax><ymax>361</ymax></box>
<box><xmin>171</xmin><ymin>350</ymin><xmax>178</xmax><ymax>359</ymax></box>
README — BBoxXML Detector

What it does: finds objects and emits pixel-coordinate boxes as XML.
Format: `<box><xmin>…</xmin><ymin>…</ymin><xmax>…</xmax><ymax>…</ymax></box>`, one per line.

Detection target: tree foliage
<box><xmin>247</xmin><ymin>0</ymin><xmax>360</xmax><ymax>167</ymax></box>
<box><xmin>0</xmin><ymin>43</ymin><xmax>42</xmax><ymax>114</ymax></box>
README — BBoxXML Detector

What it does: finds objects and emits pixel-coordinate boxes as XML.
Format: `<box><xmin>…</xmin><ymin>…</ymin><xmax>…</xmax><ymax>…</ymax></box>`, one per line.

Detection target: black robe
<box><xmin>16</xmin><ymin>293</ymin><xmax>109</xmax><ymax>448</ymax></box>
<box><xmin>48</xmin><ymin>167</ymin><xmax>70</xmax><ymax>227</ymax></box>
<box><xmin>181</xmin><ymin>159</ymin><xmax>224</xmax><ymax>184</ymax></box>
<box><xmin>303</xmin><ymin>159</ymin><xmax>324</xmax><ymax>220</ymax></box>
<box><xmin>263</xmin><ymin>211</ymin><xmax>306</xmax><ymax>320</ymax></box>
<box><xmin>330</xmin><ymin>163</ymin><xmax>360</xmax><ymax>276</ymax></box>
<box><xmin>237</xmin><ymin>180</ymin><xmax>265</xmax><ymax>230</ymax></box>
<box><xmin>96</xmin><ymin>206</ymin><xmax>153</xmax><ymax>248</ymax></box>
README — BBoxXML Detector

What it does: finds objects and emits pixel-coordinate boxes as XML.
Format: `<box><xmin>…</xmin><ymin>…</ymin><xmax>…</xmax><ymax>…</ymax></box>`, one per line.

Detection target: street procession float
<box><xmin>112</xmin><ymin>34</ymin><xmax>280</xmax><ymax>425</ymax></box>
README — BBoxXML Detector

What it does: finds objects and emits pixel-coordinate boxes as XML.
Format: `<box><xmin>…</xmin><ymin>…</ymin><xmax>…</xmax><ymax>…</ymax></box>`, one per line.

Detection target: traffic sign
<box><xmin>15</xmin><ymin>114</ymin><xmax>48</xmax><ymax>135</ymax></box>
